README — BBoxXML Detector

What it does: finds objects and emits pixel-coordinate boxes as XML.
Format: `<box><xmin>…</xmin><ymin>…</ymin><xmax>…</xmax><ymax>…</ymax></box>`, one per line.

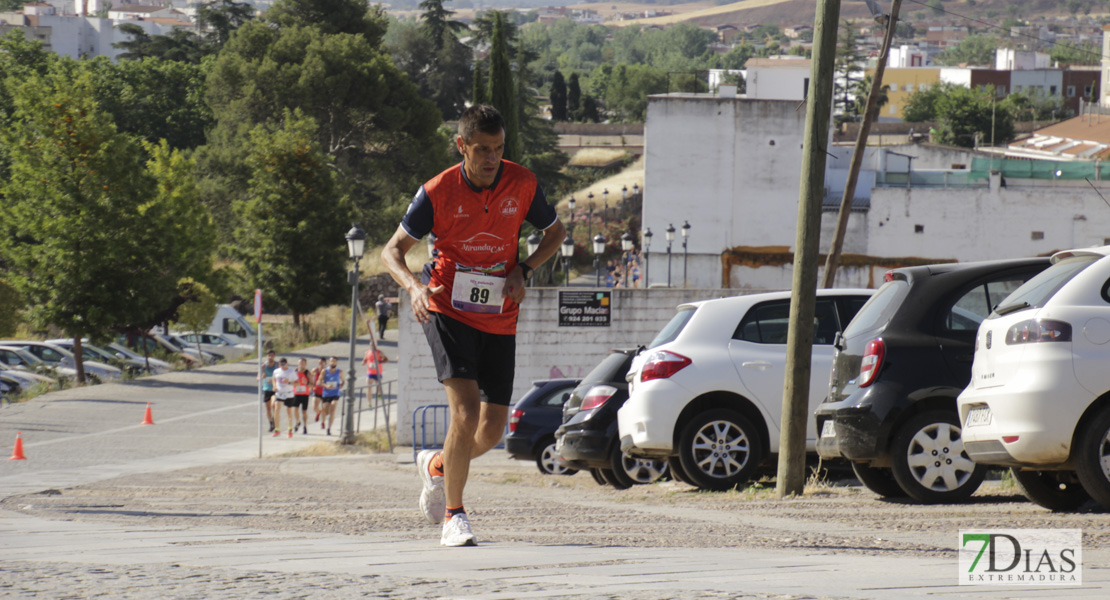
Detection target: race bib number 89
<box><xmin>452</xmin><ymin>272</ymin><xmax>505</xmax><ymax>314</ymax></box>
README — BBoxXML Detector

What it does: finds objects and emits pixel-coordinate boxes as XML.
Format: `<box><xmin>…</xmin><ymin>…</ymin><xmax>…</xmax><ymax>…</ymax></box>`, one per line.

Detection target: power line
<box><xmin>900</xmin><ymin>0</ymin><xmax>1109</xmax><ymax>65</ymax></box>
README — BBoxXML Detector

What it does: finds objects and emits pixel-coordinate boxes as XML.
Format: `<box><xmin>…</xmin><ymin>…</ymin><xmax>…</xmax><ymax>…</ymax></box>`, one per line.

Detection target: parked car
<box><xmin>0</xmin><ymin>345</ymin><xmax>78</xmax><ymax>381</ymax></box>
<box><xmin>556</xmin><ymin>348</ymin><xmax>670</xmax><ymax>490</ymax></box>
<box><xmin>47</xmin><ymin>338</ymin><xmax>159</xmax><ymax>376</ymax></box>
<box><xmin>155</xmin><ymin>333</ymin><xmax>220</xmax><ymax>364</ymax></box>
<box><xmin>0</xmin><ymin>361</ymin><xmax>59</xmax><ymax>390</ymax></box>
<box><xmin>814</xmin><ymin>258</ymin><xmax>1051</xmax><ymax>504</ymax></box>
<box><xmin>207</xmin><ymin>304</ymin><xmax>265</xmax><ymax>349</ymax></box>
<box><xmin>119</xmin><ymin>333</ymin><xmax>212</xmax><ymax>368</ymax></box>
<box><xmin>105</xmin><ymin>342</ymin><xmax>173</xmax><ymax>375</ymax></box>
<box><xmin>0</xmin><ymin>340</ymin><xmax>121</xmax><ymax>383</ymax></box>
<box><xmin>959</xmin><ymin>246</ymin><xmax>1110</xmax><ymax>510</ymax></box>
<box><xmin>617</xmin><ymin>289</ymin><xmax>873</xmax><ymax>491</ymax></box>
<box><xmin>170</xmin><ymin>332</ymin><xmax>253</xmax><ymax>362</ymax></box>
<box><xmin>505</xmin><ymin>378</ymin><xmax>581</xmax><ymax>475</ymax></box>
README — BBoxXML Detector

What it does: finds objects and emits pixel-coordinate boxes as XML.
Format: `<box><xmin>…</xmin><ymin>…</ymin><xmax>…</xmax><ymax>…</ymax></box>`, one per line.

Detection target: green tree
<box><xmin>488</xmin><ymin>11</ymin><xmax>519</xmax><ymax>161</ymax></box>
<box><xmin>264</xmin><ymin>0</ymin><xmax>388</xmax><ymax>41</ymax></box>
<box><xmin>196</xmin><ymin>0</ymin><xmax>256</xmax><ymax>47</ymax></box>
<box><xmin>234</xmin><ymin>110</ymin><xmax>349</xmax><ymax>325</ymax></box>
<box><xmin>568</xmin><ymin>72</ymin><xmax>581</xmax><ymax>119</ymax></box>
<box><xmin>834</xmin><ymin>19</ymin><xmax>863</xmax><ymax>123</ymax></box>
<box><xmin>853</xmin><ymin>74</ymin><xmax>890</xmax><ymax>121</ymax></box>
<box><xmin>902</xmin><ymin>82</ymin><xmax>952</xmax><ymax>122</ymax></box>
<box><xmin>113</xmin><ymin>25</ymin><xmax>210</xmax><ymax>63</ymax></box>
<box><xmin>387</xmin><ymin>19</ymin><xmax>472</xmax><ymax>120</ymax></box>
<box><xmin>1001</xmin><ymin>91</ymin><xmax>1070</xmax><ymax>123</ymax></box>
<box><xmin>171</xmin><ymin>278</ymin><xmax>218</xmax><ymax>357</ymax></box>
<box><xmin>0</xmin><ymin>278</ymin><xmax>19</xmax><ymax>337</ymax></box>
<box><xmin>203</xmin><ymin>0</ymin><xmax>448</xmax><ymax>246</ymax></box>
<box><xmin>933</xmin><ymin>85</ymin><xmax>1014</xmax><ymax>148</ymax></box>
<box><xmin>926</xmin><ymin>0</ymin><xmax>944</xmax><ymax>16</ymax></box>
<box><xmin>472</xmin><ymin>61</ymin><xmax>487</xmax><ymax>105</ymax></box>
<box><xmin>0</xmin><ymin>70</ymin><xmax>212</xmax><ymax>381</ymax></box>
<box><xmin>936</xmin><ymin>34</ymin><xmax>1001</xmax><ymax>67</ymax></box>
<box><xmin>418</xmin><ymin>0</ymin><xmax>465</xmax><ymax>51</ymax></box>
<box><xmin>1050</xmin><ymin>41</ymin><xmax>1099</xmax><ymax>66</ymax></box>
<box><xmin>550</xmin><ymin>70</ymin><xmax>567</xmax><ymax>121</ymax></box>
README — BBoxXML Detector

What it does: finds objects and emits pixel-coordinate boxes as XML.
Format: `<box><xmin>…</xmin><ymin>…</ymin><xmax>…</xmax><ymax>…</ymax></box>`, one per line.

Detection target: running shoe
<box><xmin>287</xmin><ymin>429</ymin><xmax>293</xmax><ymax>438</ymax></box>
<box><xmin>303</xmin><ymin>425</ymin><xmax>308</xmax><ymax>435</ymax></box>
<box><xmin>440</xmin><ymin>513</ymin><xmax>477</xmax><ymax>547</ymax></box>
<box><xmin>417</xmin><ymin>449</ymin><xmax>445</xmax><ymax>524</ymax></box>
<box><xmin>272</xmin><ymin>430</ymin><xmax>280</xmax><ymax>437</ymax></box>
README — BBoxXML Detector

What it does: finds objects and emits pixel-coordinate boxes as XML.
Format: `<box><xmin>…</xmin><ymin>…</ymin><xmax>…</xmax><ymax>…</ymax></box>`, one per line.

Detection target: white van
<box><xmin>209</xmin><ymin>305</ymin><xmax>264</xmax><ymax>348</ymax></box>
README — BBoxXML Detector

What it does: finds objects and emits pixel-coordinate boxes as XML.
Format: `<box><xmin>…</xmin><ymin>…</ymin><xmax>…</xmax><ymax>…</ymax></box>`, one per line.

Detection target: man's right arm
<box><xmin>381</xmin><ymin>225</ymin><xmax>443</xmax><ymax>324</ymax></box>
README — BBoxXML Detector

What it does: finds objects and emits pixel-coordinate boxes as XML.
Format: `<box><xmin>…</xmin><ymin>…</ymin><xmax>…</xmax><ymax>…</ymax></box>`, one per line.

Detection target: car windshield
<box><xmin>1</xmin><ymin>347</ymin><xmax>45</xmax><ymax>366</ymax></box>
<box><xmin>843</xmin><ymin>280</ymin><xmax>909</xmax><ymax>338</ymax></box>
<box><xmin>647</xmin><ymin>307</ymin><xmax>696</xmax><ymax>349</ymax></box>
<box><xmin>990</xmin><ymin>254</ymin><xmax>1101</xmax><ymax>318</ymax></box>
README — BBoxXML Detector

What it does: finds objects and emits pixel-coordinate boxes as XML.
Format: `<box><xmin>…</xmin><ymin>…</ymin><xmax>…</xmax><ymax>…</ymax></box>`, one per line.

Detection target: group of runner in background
<box><xmin>260</xmin><ymin>352</ymin><xmax>344</xmax><ymax>437</ymax></box>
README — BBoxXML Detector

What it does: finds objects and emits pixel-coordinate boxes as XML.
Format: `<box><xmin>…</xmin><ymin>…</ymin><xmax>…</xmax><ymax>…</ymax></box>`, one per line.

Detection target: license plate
<box><xmin>821</xmin><ymin>420</ymin><xmax>836</xmax><ymax>438</ymax></box>
<box><xmin>966</xmin><ymin>406</ymin><xmax>992</xmax><ymax>427</ymax></box>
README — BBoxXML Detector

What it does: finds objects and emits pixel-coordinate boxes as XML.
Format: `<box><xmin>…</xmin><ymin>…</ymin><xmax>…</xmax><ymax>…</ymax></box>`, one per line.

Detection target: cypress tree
<box><xmin>472</xmin><ymin>61</ymin><xmax>486</xmax><ymax>106</ymax></box>
<box><xmin>550</xmin><ymin>70</ymin><xmax>567</xmax><ymax>122</ymax></box>
<box><xmin>487</xmin><ymin>11</ymin><xmax>518</xmax><ymax>162</ymax></box>
<box><xmin>567</xmin><ymin>72</ymin><xmax>581</xmax><ymax>121</ymax></box>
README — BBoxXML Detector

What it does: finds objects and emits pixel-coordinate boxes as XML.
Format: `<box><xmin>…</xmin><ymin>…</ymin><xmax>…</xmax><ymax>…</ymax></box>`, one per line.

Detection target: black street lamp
<box><xmin>561</xmin><ymin>235</ymin><xmax>574</xmax><ymax>287</ymax></box>
<box><xmin>586</xmin><ymin>196</ymin><xmax>595</xmax><ymax>249</ymax></box>
<box><xmin>621</xmin><ymin>185</ymin><xmax>628</xmax><ymax>201</ymax></box>
<box><xmin>568</xmin><ymin>196</ymin><xmax>576</xmax><ymax>234</ymax></box>
<box><xmin>633</xmin><ymin>183</ymin><xmax>640</xmax><ymax>197</ymax></box>
<box><xmin>665</xmin><ymin>223</ymin><xmax>675</xmax><ymax>288</ymax></box>
<box><xmin>343</xmin><ymin>224</ymin><xmax>366</xmax><ymax>445</ymax></box>
<box><xmin>593</xmin><ymin>233</ymin><xmax>606</xmax><ymax>287</ymax></box>
<box><xmin>681</xmin><ymin>220</ymin><xmax>691</xmax><ymax>288</ymax></box>
<box><xmin>643</xmin><ymin>228</ymin><xmax>653</xmax><ymax>287</ymax></box>
<box><xmin>620</xmin><ymin>231</ymin><xmax>634</xmax><ymax>286</ymax></box>
<box><xmin>526</xmin><ymin>231</ymin><xmax>541</xmax><ymax>287</ymax></box>
<box><xmin>602</xmin><ymin>188</ymin><xmax>609</xmax><ymax>218</ymax></box>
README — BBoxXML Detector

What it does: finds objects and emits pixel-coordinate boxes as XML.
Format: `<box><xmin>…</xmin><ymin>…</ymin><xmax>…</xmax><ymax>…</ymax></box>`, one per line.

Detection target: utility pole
<box><xmin>776</xmin><ymin>0</ymin><xmax>841</xmax><ymax>499</ymax></box>
<box><xmin>821</xmin><ymin>0</ymin><xmax>902</xmax><ymax>289</ymax></box>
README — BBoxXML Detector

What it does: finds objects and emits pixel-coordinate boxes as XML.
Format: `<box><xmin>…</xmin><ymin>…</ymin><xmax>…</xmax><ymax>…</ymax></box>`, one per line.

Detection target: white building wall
<box><xmin>396</xmin><ymin>287</ymin><xmax>749</xmax><ymax>445</ymax></box>
<box><xmin>746</xmin><ymin>65</ymin><xmax>809</xmax><ymax>101</ymax></box>
<box><xmin>866</xmin><ymin>179</ymin><xmax>1110</xmax><ymax>262</ymax></box>
<box><xmin>642</xmin><ymin>96</ymin><xmax>807</xmax><ymax>290</ymax></box>
<box><xmin>1011</xmin><ymin>70</ymin><xmax>1064</xmax><ymax>97</ymax></box>
<box><xmin>939</xmin><ymin>67</ymin><xmax>972</xmax><ymax>87</ymax></box>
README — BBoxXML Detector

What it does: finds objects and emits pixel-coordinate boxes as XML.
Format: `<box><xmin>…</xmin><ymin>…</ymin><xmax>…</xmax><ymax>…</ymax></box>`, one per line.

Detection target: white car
<box><xmin>617</xmin><ymin>289</ymin><xmax>874</xmax><ymax>491</ymax></box>
<box><xmin>171</xmin><ymin>332</ymin><xmax>254</xmax><ymax>361</ymax></box>
<box><xmin>959</xmin><ymin>245</ymin><xmax>1110</xmax><ymax>511</ymax></box>
<box><xmin>106</xmin><ymin>343</ymin><xmax>173</xmax><ymax>375</ymax></box>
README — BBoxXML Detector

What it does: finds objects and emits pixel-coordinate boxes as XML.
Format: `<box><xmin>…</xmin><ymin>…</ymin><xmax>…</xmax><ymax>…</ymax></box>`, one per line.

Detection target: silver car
<box><xmin>0</xmin><ymin>340</ymin><xmax>122</xmax><ymax>383</ymax></box>
<box><xmin>0</xmin><ymin>345</ymin><xmax>79</xmax><ymax>381</ymax></box>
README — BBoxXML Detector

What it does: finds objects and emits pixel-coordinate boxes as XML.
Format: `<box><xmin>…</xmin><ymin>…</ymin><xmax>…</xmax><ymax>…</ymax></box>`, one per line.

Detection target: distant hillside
<box><xmin>590</xmin><ymin>0</ymin><xmax>1104</xmax><ymax>30</ymax></box>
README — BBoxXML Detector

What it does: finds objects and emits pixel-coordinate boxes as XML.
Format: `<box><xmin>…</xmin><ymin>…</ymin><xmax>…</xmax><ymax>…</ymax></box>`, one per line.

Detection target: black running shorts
<box><xmin>422</xmin><ymin>311</ymin><xmax>515</xmax><ymax>406</ymax></box>
<box><xmin>293</xmin><ymin>395</ymin><xmax>309</xmax><ymax>410</ymax></box>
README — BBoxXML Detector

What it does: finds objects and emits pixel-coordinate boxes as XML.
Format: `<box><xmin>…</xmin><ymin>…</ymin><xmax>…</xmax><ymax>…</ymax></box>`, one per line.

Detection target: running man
<box><xmin>311</xmin><ymin>357</ymin><xmax>326</xmax><ymax>423</ymax></box>
<box><xmin>381</xmin><ymin>104</ymin><xmax>565</xmax><ymax>547</ymax></box>
<box><xmin>293</xmin><ymin>358</ymin><xmax>311</xmax><ymax>435</ymax></box>
<box><xmin>318</xmin><ymin>356</ymin><xmax>343</xmax><ymax>436</ymax></box>
<box><xmin>272</xmin><ymin>357</ymin><xmax>296</xmax><ymax>438</ymax></box>
<box><xmin>258</xmin><ymin>350</ymin><xmax>277</xmax><ymax>432</ymax></box>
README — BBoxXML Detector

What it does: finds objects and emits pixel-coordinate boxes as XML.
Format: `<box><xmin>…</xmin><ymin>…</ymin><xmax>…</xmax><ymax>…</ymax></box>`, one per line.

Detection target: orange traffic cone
<box><xmin>9</xmin><ymin>431</ymin><xmax>26</xmax><ymax>460</ymax></box>
<box><xmin>141</xmin><ymin>402</ymin><xmax>155</xmax><ymax>425</ymax></box>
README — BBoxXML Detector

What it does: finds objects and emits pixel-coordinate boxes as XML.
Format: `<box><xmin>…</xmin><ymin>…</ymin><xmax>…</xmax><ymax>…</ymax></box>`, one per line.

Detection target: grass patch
<box><xmin>278</xmin><ymin>426</ymin><xmax>397</xmax><ymax>457</ymax></box>
<box><xmin>568</xmin><ymin>148</ymin><xmax>629</xmax><ymax>168</ymax></box>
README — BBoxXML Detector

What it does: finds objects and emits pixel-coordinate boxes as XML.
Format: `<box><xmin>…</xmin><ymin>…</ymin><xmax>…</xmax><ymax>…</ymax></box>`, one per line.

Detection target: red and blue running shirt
<box><xmin>401</xmin><ymin>160</ymin><xmax>558</xmax><ymax>335</ymax></box>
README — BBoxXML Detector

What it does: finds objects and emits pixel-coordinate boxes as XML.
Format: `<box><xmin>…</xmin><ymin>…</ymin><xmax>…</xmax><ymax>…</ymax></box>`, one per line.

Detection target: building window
<box><xmin>1015</xmin><ymin>85</ymin><xmax>1023</xmax><ymax>92</ymax></box>
<box><xmin>1068</xmin><ymin>85</ymin><xmax>1077</xmax><ymax>97</ymax></box>
<box><xmin>890</xmin><ymin>105</ymin><xmax>897</xmax><ymax>115</ymax></box>
<box><xmin>920</xmin><ymin>83</ymin><xmax>929</xmax><ymax>91</ymax></box>
<box><xmin>1031</xmin><ymin>231</ymin><xmax>1044</xmax><ymax>240</ymax></box>
<box><xmin>1085</xmin><ymin>84</ymin><xmax>1094</xmax><ymax>97</ymax></box>
<box><xmin>1050</xmin><ymin>85</ymin><xmax>1058</xmax><ymax>95</ymax></box>
<box><xmin>915</xmin><ymin>225</ymin><xmax>925</xmax><ymax>234</ymax></box>
<box><xmin>997</xmin><ymin>85</ymin><xmax>1006</xmax><ymax>96</ymax></box>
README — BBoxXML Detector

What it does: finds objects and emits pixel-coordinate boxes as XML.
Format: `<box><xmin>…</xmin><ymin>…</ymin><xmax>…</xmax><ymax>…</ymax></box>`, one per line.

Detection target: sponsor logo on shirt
<box><xmin>499</xmin><ymin>197</ymin><xmax>519</xmax><ymax>218</ymax></box>
<box><xmin>455</xmin><ymin>205</ymin><xmax>470</xmax><ymax>219</ymax></box>
<box><xmin>459</xmin><ymin>232</ymin><xmax>511</xmax><ymax>254</ymax></box>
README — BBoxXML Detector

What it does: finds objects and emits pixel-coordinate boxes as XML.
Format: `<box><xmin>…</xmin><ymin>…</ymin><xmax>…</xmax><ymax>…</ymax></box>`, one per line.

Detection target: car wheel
<box><xmin>590</xmin><ymin>468</ymin><xmax>609</xmax><ymax>486</ymax></box>
<box><xmin>850</xmin><ymin>462</ymin><xmax>907</xmax><ymax>498</ymax></box>
<box><xmin>1074</xmin><ymin>407</ymin><xmax>1110</xmax><ymax>509</ymax></box>
<box><xmin>608</xmin><ymin>446</ymin><xmax>669</xmax><ymax>487</ymax></box>
<box><xmin>890</xmin><ymin>411</ymin><xmax>986</xmax><ymax>504</ymax></box>
<box><xmin>667</xmin><ymin>456</ymin><xmax>695</xmax><ymax>486</ymax></box>
<box><xmin>1011</xmin><ymin>469</ymin><xmax>1090</xmax><ymax>512</ymax></box>
<box><xmin>598</xmin><ymin>467</ymin><xmax>632</xmax><ymax>490</ymax></box>
<box><xmin>677</xmin><ymin>409</ymin><xmax>763</xmax><ymax>491</ymax></box>
<box><xmin>535</xmin><ymin>438</ymin><xmax>578</xmax><ymax>476</ymax></box>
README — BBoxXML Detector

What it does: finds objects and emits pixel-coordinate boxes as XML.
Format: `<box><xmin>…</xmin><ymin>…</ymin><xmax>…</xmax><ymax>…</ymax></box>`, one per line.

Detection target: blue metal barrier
<box><xmin>412</xmin><ymin>404</ymin><xmax>449</xmax><ymax>462</ymax></box>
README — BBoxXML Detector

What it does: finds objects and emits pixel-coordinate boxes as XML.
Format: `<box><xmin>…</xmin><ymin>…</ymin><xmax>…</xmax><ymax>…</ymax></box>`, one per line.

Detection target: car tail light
<box><xmin>857</xmin><ymin>338</ymin><xmax>885</xmax><ymax>388</ymax></box>
<box><xmin>883</xmin><ymin>270</ymin><xmax>894</xmax><ymax>282</ymax></box>
<box><xmin>581</xmin><ymin>385</ymin><xmax>618</xmax><ymax>411</ymax></box>
<box><xmin>508</xmin><ymin>408</ymin><xmax>523</xmax><ymax>433</ymax></box>
<box><xmin>640</xmin><ymin>350</ymin><xmax>692</xmax><ymax>382</ymax></box>
<box><xmin>1005</xmin><ymin>319</ymin><xmax>1072</xmax><ymax>345</ymax></box>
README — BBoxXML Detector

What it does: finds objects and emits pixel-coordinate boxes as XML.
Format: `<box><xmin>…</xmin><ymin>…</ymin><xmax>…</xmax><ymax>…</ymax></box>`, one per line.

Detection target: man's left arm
<box><xmin>504</xmin><ymin>186</ymin><xmax>566</xmax><ymax>304</ymax></box>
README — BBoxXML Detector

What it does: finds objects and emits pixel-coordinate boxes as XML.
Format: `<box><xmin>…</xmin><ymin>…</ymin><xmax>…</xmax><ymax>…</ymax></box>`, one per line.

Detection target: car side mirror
<box><xmin>833</xmin><ymin>331</ymin><xmax>844</xmax><ymax>351</ymax></box>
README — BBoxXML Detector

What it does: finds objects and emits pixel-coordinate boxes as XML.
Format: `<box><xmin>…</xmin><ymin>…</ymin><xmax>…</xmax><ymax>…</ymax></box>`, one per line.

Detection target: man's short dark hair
<box><xmin>458</xmin><ymin>104</ymin><xmax>505</xmax><ymax>143</ymax></box>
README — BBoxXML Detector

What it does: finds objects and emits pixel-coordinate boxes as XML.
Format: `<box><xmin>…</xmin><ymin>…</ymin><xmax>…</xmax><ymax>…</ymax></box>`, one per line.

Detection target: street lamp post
<box><xmin>621</xmin><ymin>185</ymin><xmax>628</xmax><ymax>201</ymax></box>
<box><xmin>526</xmin><ymin>231</ymin><xmax>541</xmax><ymax>287</ymax></box>
<box><xmin>620</xmin><ymin>231</ymin><xmax>634</xmax><ymax>287</ymax></box>
<box><xmin>586</xmin><ymin>192</ymin><xmax>595</xmax><ymax>248</ymax></box>
<box><xmin>665</xmin><ymin>223</ymin><xmax>675</xmax><ymax>288</ymax></box>
<box><xmin>568</xmin><ymin>196</ymin><xmax>576</xmax><ymax>234</ymax></box>
<box><xmin>343</xmin><ymin>224</ymin><xmax>366</xmax><ymax>445</ymax></box>
<box><xmin>593</xmin><ymin>233</ymin><xmax>606</xmax><ymax>287</ymax></box>
<box><xmin>633</xmin><ymin>183</ymin><xmax>640</xmax><ymax>197</ymax></box>
<box><xmin>643</xmin><ymin>228</ymin><xmax>653</xmax><ymax>288</ymax></box>
<box><xmin>602</xmin><ymin>188</ymin><xmax>609</xmax><ymax>218</ymax></box>
<box><xmin>681</xmin><ymin>221</ymin><xmax>691</xmax><ymax>288</ymax></box>
<box><xmin>561</xmin><ymin>235</ymin><xmax>574</xmax><ymax>287</ymax></box>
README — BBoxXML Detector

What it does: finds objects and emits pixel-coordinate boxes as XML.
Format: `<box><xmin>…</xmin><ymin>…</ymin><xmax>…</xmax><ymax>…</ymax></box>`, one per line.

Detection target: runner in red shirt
<box><xmin>382</xmin><ymin>105</ymin><xmax>565</xmax><ymax>547</ymax></box>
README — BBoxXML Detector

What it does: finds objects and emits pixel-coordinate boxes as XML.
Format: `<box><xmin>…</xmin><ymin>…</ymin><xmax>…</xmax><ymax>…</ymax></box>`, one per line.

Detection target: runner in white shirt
<box><xmin>271</xmin><ymin>358</ymin><xmax>297</xmax><ymax>438</ymax></box>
